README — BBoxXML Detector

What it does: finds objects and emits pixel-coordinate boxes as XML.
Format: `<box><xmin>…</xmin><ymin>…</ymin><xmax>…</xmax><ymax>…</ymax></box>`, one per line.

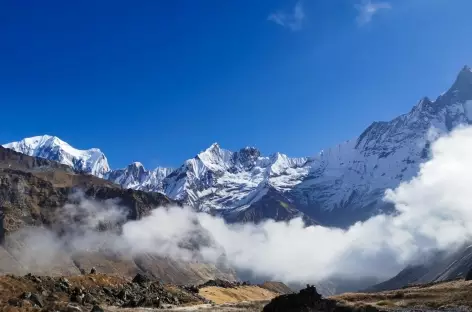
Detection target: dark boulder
<box><xmin>117</xmin><ymin>289</ymin><xmax>128</xmax><ymax>301</ymax></box>
<box><xmin>263</xmin><ymin>285</ymin><xmax>382</xmax><ymax>312</ymax></box>
<box><xmin>199</xmin><ymin>279</ymin><xmax>236</xmax><ymax>288</ymax></box>
<box><xmin>465</xmin><ymin>267</ymin><xmax>472</xmax><ymax>281</ymax></box>
<box><xmin>102</xmin><ymin>287</ymin><xmax>113</xmax><ymax>296</ymax></box>
<box><xmin>7</xmin><ymin>298</ymin><xmax>20</xmax><ymax>306</ymax></box>
<box><xmin>183</xmin><ymin>285</ymin><xmax>199</xmax><ymax>294</ymax></box>
<box><xmin>29</xmin><ymin>293</ymin><xmax>44</xmax><ymax>308</ymax></box>
<box><xmin>132</xmin><ymin>273</ymin><xmax>151</xmax><ymax>284</ymax></box>
<box><xmin>90</xmin><ymin>306</ymin><xmax>104</xmax><ymax>312</ymax></box>
<box><xmin>83</xmin><ymin>293</ymin><xmax>97</xmax><ymax>305</ymax></box>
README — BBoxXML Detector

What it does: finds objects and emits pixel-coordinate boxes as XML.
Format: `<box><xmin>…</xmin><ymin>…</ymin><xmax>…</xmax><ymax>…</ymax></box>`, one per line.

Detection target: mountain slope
<box><xmin>5</xmin><ymin>66</ymin><xmax>472</xmax><ymax>226</ymax></box>
<box><xmin>0</xmin><ymin>148</ymin><xmax>236</xmax><ymax>283</ymax></box>
<box><xmin>288</xmin><ymin>65</ymin><xmax>472</xmax><ymax>225</ymax></box>
<box><xmin>367</xmin><ymin>244</ymin><xmax>472</xmax><ymax>292</ymax></box>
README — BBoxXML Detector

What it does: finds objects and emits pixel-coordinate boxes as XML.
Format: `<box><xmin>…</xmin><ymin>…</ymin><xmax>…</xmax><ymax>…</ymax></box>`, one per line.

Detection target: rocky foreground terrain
<box><xmin>0</xmin><ymin>272</ymin><xmax>201</xmax><ymax>311</ymax></box>
<box><xmin>0</xmin><ymin>272</ymin><xmax>293</xmax><ymax>312</ymax></box>
<box><xmin>4</xmin><ymin>271</ymin><xmax>472</xmax><ymax>312</ymax></box>
<box><xmin>0</xmin><ymin>271</ymin><xmax>387</xmax><ymax>312</ymax></box>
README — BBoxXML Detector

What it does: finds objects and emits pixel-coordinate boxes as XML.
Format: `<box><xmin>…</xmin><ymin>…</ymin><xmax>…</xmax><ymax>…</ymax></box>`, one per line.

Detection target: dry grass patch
<box><xmin>333</xmin><ymin>279</ymin><xmax>472</xmax><ymax>310</ymax></box>
<box><xmin>199</xmin><ymin>286</ymin><xmax>279</xmax><ymax>304</ymax></box>
<box><xmin>68</xmin><ymin>273</ymin><xmax>128</xmax><ymax>288</ymax></box>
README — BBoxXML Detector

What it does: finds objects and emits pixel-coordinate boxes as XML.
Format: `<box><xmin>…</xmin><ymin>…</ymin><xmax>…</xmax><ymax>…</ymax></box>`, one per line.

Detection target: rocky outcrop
<box><xmin>2</xmin><ymin>273</ymin><xmax>207</xmax><ymax>311</ymax></box>
<box><xmin>465</xmin><ymin>267</ymin><xmax>472</xmax><ymax>281</ymax></box>
<box><xmin>0</xmin><ymin>168</ymin><xmax>172</xmax><ymax>234</ymax></box>
<box><xmin>198</xmin><ymin>279</ymin><xmax>239</xmax><ymax>288</ymax></box>
<box><xmin>263</xmin><ymin>285</ymin><xmax>382</xmax><ymax>312</ymax></box>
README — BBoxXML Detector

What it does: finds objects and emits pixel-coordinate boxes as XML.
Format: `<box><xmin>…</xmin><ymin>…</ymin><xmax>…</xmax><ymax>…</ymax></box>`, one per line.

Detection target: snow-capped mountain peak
<box><xmin>130</xmin><ymin>162</ymin><xmax>144</xmax><ymax>169</ymax></box>
<box><xmin>449</xmin><ymin>65</ymin><xmax>472</xmax><ymax>101</ymax></box>
<box><xmin>456</xmin><ymin>65</ymin><xmax>472</xmax><ymax>81</ymax></box>
<box><xmin>3</xmin><ymin>135</ymin><xmax>110</xmax><ymax>177</ymax></box>
<box><xmin>5</xmin><ymin>66</ymin><xmax>472</xmax><ymax>226</ymax></box>
<box><xmin>196</xmin><ymin>143</ymin><xmax>233</xmax><ymax>172</ymax></box>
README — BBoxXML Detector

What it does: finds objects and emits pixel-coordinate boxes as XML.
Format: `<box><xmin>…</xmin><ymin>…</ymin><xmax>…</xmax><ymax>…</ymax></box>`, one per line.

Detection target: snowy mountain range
<box><xmin>3</xmin><ymin>135</ymin><xmax>111</xmax><ymax>178</ymax></box>
<box><xmin>5</xmin><ymin>66</ymin><xmax>472</xmax><ymax>226</ymax></box>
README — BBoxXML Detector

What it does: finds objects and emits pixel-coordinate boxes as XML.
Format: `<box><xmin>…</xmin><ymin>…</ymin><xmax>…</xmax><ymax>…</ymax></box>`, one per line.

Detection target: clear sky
<box><xmin>1</xmin><ymin>0</ymin><xmax>472</xmax><ymax>169</ymax></box>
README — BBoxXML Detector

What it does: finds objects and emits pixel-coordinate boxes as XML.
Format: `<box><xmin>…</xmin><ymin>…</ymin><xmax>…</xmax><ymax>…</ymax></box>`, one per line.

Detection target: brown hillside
<box><xmin>333</xmin><ymin>279</ymin><xmax>472</xmax><ymax>310</ymax></box>
<box><xmin>0</xmin><ymin>149</ymin><xmax>236</xmax><ymax>285</ymax></box>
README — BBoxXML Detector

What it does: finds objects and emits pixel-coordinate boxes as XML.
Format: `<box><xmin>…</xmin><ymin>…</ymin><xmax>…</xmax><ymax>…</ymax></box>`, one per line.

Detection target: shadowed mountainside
<box><xmin>0</xmin><ymin>146</ymin><xmax>236</xmax><ymax>284</ymax></box>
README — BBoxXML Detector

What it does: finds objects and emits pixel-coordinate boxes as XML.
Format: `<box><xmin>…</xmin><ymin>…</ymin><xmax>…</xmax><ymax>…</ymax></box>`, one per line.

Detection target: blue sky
<box><xmin>1</xmin><ymin>0</ymin><xmax>471</xmax><ymax>169</ymax></box>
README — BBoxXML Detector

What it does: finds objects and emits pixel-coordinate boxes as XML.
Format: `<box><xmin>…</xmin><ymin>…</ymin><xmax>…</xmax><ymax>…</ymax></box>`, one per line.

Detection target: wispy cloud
<box><xmin>355</xmin><ymin>0</ymin><xmax>391</xmax><ymax>25</ymax></box>
<box><xmin>268</xmin><ymin>1</ymin><xmax>305</xmax><ymax>31</ymax></box>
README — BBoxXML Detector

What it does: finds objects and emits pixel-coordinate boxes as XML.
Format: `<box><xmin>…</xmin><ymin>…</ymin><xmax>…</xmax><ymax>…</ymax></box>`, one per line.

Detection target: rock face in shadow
<box><xmin>0</xmin><ymin>146</ymin><xmax>74</xmax><ymax>173</ymax></box>
<box><xmin>0</xmin><ymin>168</ymin><xmax>172</xmax><ymax>234</ymax></box>
<box><xmin>465</xmin><ymin>267</ymin><xmax>472</xmax><ymax>281</ymax></box>
<box><xmin>263</xmin><ymin>285</ymin><xmax>382</xmax><ymax>312</ymax></box>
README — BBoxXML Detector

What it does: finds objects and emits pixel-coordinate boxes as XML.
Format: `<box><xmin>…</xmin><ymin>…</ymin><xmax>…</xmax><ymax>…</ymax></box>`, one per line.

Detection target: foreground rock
<box><xmin>0</xmin><ymin>273</ymin><xmax>207</xmax><ymax>311</ymax></box>
<box><xmin>263</xmin><ymin>285</ymin><xmax>382</xmax><ymax>312</ymax></box>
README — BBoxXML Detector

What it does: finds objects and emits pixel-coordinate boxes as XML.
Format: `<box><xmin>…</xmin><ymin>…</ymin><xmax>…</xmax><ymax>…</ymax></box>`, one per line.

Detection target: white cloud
<box><xmin>7</xmin><ymin>125</ymin><xmax>472</xmax><ymax>285</ymax></box>
<box><xmin>355</xmin><ymin>0</ymin><xmax>391</xmax><ymax>25</ymax></box>
<box><xmin>268</xmin><ymin>1</ymin><xmax>305</xmax><ymax>31</ymax></box>
<box><xmin>121</xmin><ymin>125</ymin><xmax>472</xmax><ymax>283</ymax></box>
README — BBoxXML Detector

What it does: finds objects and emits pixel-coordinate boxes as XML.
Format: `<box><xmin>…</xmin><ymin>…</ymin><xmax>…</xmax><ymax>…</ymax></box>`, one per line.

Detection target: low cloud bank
<box><xmin>4</xmin><ymin>126</ymin><xmax>472</xmax><ymax>284</ymax></box>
